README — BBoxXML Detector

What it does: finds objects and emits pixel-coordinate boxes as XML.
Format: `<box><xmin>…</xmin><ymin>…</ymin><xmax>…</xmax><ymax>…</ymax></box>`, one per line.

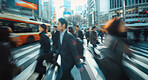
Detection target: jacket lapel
<box><xmin>61</xmin><ymin>31</ymin><xmax>67</xmax><ymax>46</ymax></box>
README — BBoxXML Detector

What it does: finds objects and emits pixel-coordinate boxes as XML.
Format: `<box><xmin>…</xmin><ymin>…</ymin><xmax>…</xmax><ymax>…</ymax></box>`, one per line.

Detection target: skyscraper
<box><xmin>63</xmin><ymin>0</ymin><xmax>71</xmax><ymax>18</ymax></box>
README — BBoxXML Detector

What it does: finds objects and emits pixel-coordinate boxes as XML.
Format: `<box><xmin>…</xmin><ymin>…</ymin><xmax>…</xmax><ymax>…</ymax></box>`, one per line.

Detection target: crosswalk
<box><xmin>92</xmin><ymin>42</ymin><xmax>148</xmax><ymax>80</ymax></box>
<box><xmin>123</xmin><ymin>43</ymin><xmax>148</xmax><ymax>80</ymax></box>
<box><xmin>12</xmin><ymin>40</ymin><xmax>148</xmax><ymax>80</ymax></box>
<box><xmin>12</xmin><ymin>40</ymin><xmax>105</xmax><ymax>80</ymax></box>
<box><xmin>12</xmin><ymin>42</ymin><xmax>40</xmax><ymax>80</ymax></box>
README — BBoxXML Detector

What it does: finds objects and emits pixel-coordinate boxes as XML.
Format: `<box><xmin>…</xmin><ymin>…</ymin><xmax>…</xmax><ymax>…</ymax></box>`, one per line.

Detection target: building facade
<box><xmin>42</xmin><ymin>0</ymin><xmax>53</xmax><ymax>21</ymax></box>
<box><xmin>63</xmin><ymin>0</ymin><xmax>72</xmax><ymax>19</ymax></box>
<box><xmin>87</xmin><ymin>0</ymin><xmax>96</xmax><ymax>27</ymax></box>
<box><xmin>109</xmin><ymin>0</ymin><xmax>148</xmax><ymax>23</ymax></box>
<box><xmin>97</xmin><ymin>0</ymin><xmax>148</xmax><ymax>29</ymax></box>
<box><xmin>0</xmin><ymin>0</ymin><xmax>39</xmax><ymax>18</ymax></box>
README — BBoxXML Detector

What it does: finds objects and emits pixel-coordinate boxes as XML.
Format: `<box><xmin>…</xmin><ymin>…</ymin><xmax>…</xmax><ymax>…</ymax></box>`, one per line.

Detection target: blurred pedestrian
<box><xmin>75</xmin><ymin>25</ymin><xmax>84</xmax><ymax>40</ymax></box>
<box><xmin>68</xmin><ymin>27</ymin><xmax>85</xmax><ymax>62</ymax></box>
<box><xmin>0</xmin><ymin>26</ymin><xmax>22</xmax><ymax>80</ymax></box>
<box><xmin>143</xmin><ymin>28</ymin><xmax>148</xmax><ymax>41</ymax></box>
<box><xmin>98</xmin><ymin>18</ymin><xmax>131</xmax><ymax>80</ymax></box>
<box><xmin>134</xmin><ymin>29</ymin><xmax>141</xmax><ymax>42</ymax></box>
<box><xmin>85</xmin><ymin>28</ymin><xmax>90</xmax><ymax>46</ymax></box>
<box><xmin>98</xmin><ymin>29</ymin><xmax>104</xmax><ymax>43</ymax></box>
<box><xmin>56</xmin><ymin>18</ymin><xmax>83</xmax><ymax>80</ymax></box>
<box><xmin>36</xmin><ymin>24</ymin><xmax>52</xmax><ymax>80</ymax></box>
<box><xmin>90</xmin><ymin>26</ymin><xmax>98</xmax><ymax>55</ymax></box>
<box><xmin>52</xmin><ymin>26</ymin><xmax>60</xmax><ymax>50</ymax></box>
<box><xmin>68</xmin><ymin>27</ymin><xmax>76</xmax><ymax>37</ymax></box>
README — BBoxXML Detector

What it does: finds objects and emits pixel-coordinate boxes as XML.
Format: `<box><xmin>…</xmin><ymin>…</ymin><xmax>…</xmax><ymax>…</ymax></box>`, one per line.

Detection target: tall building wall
<box><xmin>1</xmin><ymin>0</ymin><xmax>39</xmax><ymax>18</ymax></box>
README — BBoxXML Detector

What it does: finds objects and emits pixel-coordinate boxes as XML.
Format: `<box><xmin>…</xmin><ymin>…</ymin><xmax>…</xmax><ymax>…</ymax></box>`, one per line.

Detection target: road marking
<box><xmin>13</xmin><ymin>45</ymin><xmax>40</xmax><ymax>59</ymax></box>
<box><xmin>130</xmin><ymin>46</ymin><xmax>148</xmax><ymax>53</ymax></box>
<box><xmin>16</xmin><ymin>50</ymin><xmax>39</xmax><ymax>66</ymax></box>
<box><xmin>130</xmin><ymin>48</ymin><xmax>148</xmax><ymax>57</ymax></box>
<box><xmin>123</xmin><ymin>61</ymin><xmax>148</xmax><ymax>80</ymax></box>
<box><xmin>14</xmin><ymin>61</ymin><xmax>37</xmax><ymax>80</ymax></box>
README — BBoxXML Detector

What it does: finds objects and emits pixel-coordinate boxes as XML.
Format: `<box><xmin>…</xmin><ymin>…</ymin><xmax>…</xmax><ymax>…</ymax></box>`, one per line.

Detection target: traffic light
<box><xmin>94</xmin><ymin>11</ymin><xmax>97</xmax><ymax>20</ymax></box>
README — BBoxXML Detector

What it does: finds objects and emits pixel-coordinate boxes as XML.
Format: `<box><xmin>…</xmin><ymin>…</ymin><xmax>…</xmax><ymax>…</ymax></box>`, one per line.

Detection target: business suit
<box><xmin>85</xmin><ymin>31</ymin><xmax>90</xmax><ymax>46</ymax></box>
<box><xmin>90</xmin><ymin>30</ymin><xmax>98</xmax><ymax>55</ymax></box>
<box><xmin>76</xmin><ymin>30</ymin><xmax>84</xmax><ymax>40</ymax></box>
<box><xmin>52</xmin><ymin>30</ymin><xmax>60</xmax><ymax>50</ymax></box>
<box><xmin>56</xmin><ymin>31</ymin><xmax>81</xmax><ymax>80</ymax></box>
<box><xmin>37</xmin><ymin>32</ymin><xmax>51</xmax><ymax>80</ymax></box>
<box><xmin>98</xmin><ymin>34</ymin><xmax>130</xmax><ymax>80</ymax></box>
<box><xmin>90</xmin><ymin>30</ymin><xmax>97</xmax><ymax>47</ymax></box>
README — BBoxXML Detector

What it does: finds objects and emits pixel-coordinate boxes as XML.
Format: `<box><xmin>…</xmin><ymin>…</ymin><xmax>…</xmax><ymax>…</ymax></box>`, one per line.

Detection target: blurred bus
<box><xmin>0</xmin><ymin>13</ymin><xmax>51</xmax><ymax>46</ymax></box>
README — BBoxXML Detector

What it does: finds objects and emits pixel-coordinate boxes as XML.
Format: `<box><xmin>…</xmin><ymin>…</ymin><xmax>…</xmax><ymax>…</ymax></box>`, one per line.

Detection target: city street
<box><xmin>12</xmin><ymin>39</ymin><xmax>148</xmax><ymax>80</ymax></box>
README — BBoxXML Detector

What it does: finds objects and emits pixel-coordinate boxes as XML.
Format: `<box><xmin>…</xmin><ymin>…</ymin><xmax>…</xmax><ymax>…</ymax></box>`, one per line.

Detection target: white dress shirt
<box><xmin>60</xmin><ymin>29</ymin><xmax>67</xmax><ymax>45</ymax></box>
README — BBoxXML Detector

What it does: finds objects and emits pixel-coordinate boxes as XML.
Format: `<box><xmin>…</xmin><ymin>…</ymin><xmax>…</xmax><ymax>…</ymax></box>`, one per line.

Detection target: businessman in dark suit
<box><xmin>75</xmin><ymin>25</ymin><xmax>84</xmax><ymax>40</ymax></box>
<box><xmin>52</xmin><ymin>26</ymin><xmax>60</xmax><ymax>50</ymax></box>
<box><xmin>90</xmin><ymin>26</ymin><xmax>98</xmax><ymax>55</ymax></box>
<box><xmin>56</xmin><ymin>18</ymin><xmax>83</xmax><ymax>80</ymax></box>
<box><xmin>85</xmin><ymin>28</ymin><xmax>90</xmax><ymax>46</ymax></box>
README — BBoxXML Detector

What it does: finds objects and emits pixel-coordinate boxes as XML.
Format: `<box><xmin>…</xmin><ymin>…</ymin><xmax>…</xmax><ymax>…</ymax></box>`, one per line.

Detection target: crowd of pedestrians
<box><xmin>0</xmin><ymin>17</ymin><xmax>147</xmax><ymax>80</ymax></box>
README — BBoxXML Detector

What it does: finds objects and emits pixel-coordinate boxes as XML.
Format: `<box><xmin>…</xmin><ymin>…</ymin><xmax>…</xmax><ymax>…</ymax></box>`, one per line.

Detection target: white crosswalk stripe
<box><xmin>123</xmin><ymin>44</ymin><xmax>148</xmax><ymax>79</ymax></box>
<box><xmin>12</xmin><ymin>39</ymin><xmax>148</xmax><ymax>80</ymax></box>
<box><xmin>91</xmin><ymin>40</ymin><xmax>148</xmax><ymax>80</ymax></box>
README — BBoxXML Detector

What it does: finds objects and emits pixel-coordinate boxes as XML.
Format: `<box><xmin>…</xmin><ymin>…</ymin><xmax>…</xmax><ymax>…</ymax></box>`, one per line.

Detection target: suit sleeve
<box><xmin>40</xmin><ymin>35</ymin><xmax>51</xmax><ymax>53</ymax></box>
<box><xmin>92</xmin><ymin>31</ymin><xmax>97</xmax><ymax>40</ymax></box>
<box><xmin>52</xmin><ymin>32</ymin><xmax>54</xmax><ymax>41</ymax></box>
<box><xmin>79</xmin><ymin>31</ymin><xmax>84</xmax><ymax>40</ymax></box>
<box><xmin>68</xmin><ymin>35</ymin><xmax>81</xmax><ymax>66</ymax></box>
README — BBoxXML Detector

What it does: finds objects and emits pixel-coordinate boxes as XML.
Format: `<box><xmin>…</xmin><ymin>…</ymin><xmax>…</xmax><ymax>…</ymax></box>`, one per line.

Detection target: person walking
<box><xmin>68</xmin><ymin>27</ymin><xmax>85</xmax><ymax>62</ymax></box>
<box><xmin>0</xmin><ymin>26</ymin><xmax>22</xmax><ymax>80</ymax></box>
<box><xmin>90</xmin><ymin>26</ymin><xmax>98</xmax><ymax>55</ymax></box>
<box><xmin>36</xmin><ymin>24</ymin><xmax>51</xmax><ymax>80</ymax></box>
<box><xmin>52</xmin><ymin>26</ymin><xmax>60</xmax><ymax>50</ymax></box>
<box><xmin>98</xmin><ymin>17</ymin><xmax>131</xmax><ymax>80</ymax></box>
<box><xmin>55</xmin><ymin>18</ymin><xmax>83</xmax><ymax>80</ymax></box>
<box><xmin>85</xmin><ymin>28</ymin><xmax>90</xmax><ymax>46</ymax></box>
<box><xmin>75</xmin><ymin>25</ymin><xmax>84</xmax><ymax>40</ymax></box>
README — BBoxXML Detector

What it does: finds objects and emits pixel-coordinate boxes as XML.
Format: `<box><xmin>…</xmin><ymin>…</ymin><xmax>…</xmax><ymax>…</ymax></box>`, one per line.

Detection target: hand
<box><xmin>77</xmin><ymin>37</ymin><xmax>81</xmax><ymax>40</ymax></box>
<box><xmin>96</xmin><ymin>39</ymin><xmax>98</xmax><ymax>41</ymax></box>
<box><xmin>78</xmin><ymin>66</ymin><xmax>83</xmax><ymax>72</ymax></box>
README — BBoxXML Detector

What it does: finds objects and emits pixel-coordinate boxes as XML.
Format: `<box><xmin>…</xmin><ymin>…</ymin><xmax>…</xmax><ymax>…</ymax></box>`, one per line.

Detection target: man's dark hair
<box><xmin>76</xmin><ymin>25</ymin><xmax>79</xmax><ymax>28</ymax></box>
<box><xmin>53</xmin><ymin>26</ymin><xmax>57</xmax><ymax>28</ymax></box>
<box><xmin>58</xmin><ymin>18</ymin><xmax>67</xmax><ymax>29</ymax></box>
<box><xmin>107</xmin><ymin>18</ymin><xmax>123</xmax><ymax>37</ymax></box>
<box><xmin>40</xmin><ymin>24</ymin><xmax>47</xmax><ymax>30</ymax></box>
<box><xmin>92</xmin><ymin>26</ymin><xmax>96</xmax><ymax>30</ymax></box>
<box><xmin>87</xmin><ymin>28</ymin><xmax>90</xmax><ymax>30</ymax></box>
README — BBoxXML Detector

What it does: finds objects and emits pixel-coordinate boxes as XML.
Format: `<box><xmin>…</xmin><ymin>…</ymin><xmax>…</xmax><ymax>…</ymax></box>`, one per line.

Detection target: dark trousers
<box><xmin>144</xmin><ymin>36</ymin><xmax>147</xmax><ymax>41</ymax></box>
<box><xmin>61</xmin><ymin>67</ymin><xmax>74</xmax><ymax>80</ymax></box>
<box><xmin>92</xmin><ymin>44</ymin><xmax>97</xmax><ymax>55</ymax></box>
<box><xmin>36</xmin><ymin>58</ymin><xmax>44</xmax><ymax>80</ymax></box>
<box><xmin>87</xmin><ymin>40</ymin><xmax>89</xmax><ymax>46</ymax></box>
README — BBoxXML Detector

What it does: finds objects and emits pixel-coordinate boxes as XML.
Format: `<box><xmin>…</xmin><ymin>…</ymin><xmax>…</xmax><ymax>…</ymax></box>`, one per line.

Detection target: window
<box><xmin>115</xmin><ymin>0</ymin><xmax>116</xmax><ymax>8</ymax></box>
<box><xmin>112</xmin><ymin>0</ymin><xmax>114</xmax><ymax>9</ymax></box>
<box><xmin>132</xmin><ymin>0</ymin><xmax>134</xmax><ymax>4</ymax></box>
<box><xmin>120</xmin><ymin>0</ymin><xmax>122</xmax><ymax>7</ymax></box>
<box><xmin>139</xmin><ymin>0</ymin><xmax>142</xmax><ymax>3</ymax></box>
<box><xmin>110</xmin><ymin>0</ymin><xmax>112</xmax><ymax>9</ymax></box>
<box><xmin>117</xmin><ymin>0</ymin><xmax>119</xmax><ymax>7</ymax></box>
<box><xmin>125</xmin><ymin>0</ymin><xmax>128</xmax><ymax>6</ymax></box>
<box><xmin>135</xmin><ymin>0</ymin><xmax>138</xmax><ymax>4</ymax></box>
<box><xmin>142</xmin><ymin>0</ymin><xmax>145</xmax><ymax>3</ymax></box>
<box><xmin>128</xmin><ymin>0</ymin><xmax>131</xmax><ymax>5</ymax></box>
